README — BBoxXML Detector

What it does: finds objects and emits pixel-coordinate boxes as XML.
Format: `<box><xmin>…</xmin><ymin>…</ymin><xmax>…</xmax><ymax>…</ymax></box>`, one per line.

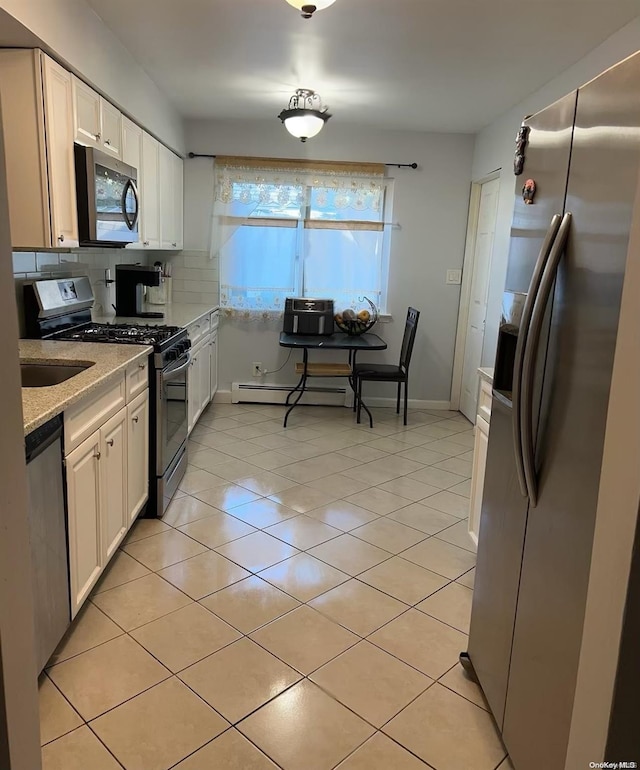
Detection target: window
<box><xmin>212</xmin><ymin>157</ymin><xmax>392</xmax><ymax>315</ymax></box>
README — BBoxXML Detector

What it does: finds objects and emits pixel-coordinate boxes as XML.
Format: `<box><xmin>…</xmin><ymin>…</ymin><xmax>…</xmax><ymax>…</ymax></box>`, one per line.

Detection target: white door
<box><xmin>66</xmin><ymin>431</ymin><xmax>101</xmax><ymax>617</ymax></box>
<box><xmin>121</xmin><ymin>116</ymin><xmax>142</xmax><ymax>170</ymax></box>
<box><xmin>141</xmin><ymin>131</ymin><xmax>160</xmax><ymax>248</ymax></box>
<box><xmin>42</xmin><ymin>56</ymin><xmax>79</xmax><ymax>247</ymax></box>
<box><xmin>188</xmin><ymin>346</ymin><xmax>200</xmax><ymax>433</ymax></box>
<box><xmin>173</xmin><ymin>152</ymin><xmax>184</xmax><ymax>249</ymax></box>
<box><xmin>459</xmin><ymin>177</ymin><xmax>500</xmax><ymax>421</ymax></box>
<box><xmin>72</xmin><ymin>76</ymin><xmax>101</xmax><ymax>147</ymax></box>
<box><xmin>209</xmin><ymin>331</ymin><xmax>218</xmax><ymax>401</ymax></box>
<box><xmin>100</xmin><ymin>408</ymin><xmax>128</xmax><ymax>564</ymax></box>
<box><xmin>159</xmin><ymin>144</ymin><xmax>176</xmax><ymax>248</ymax></box>
<box><xmin>127</xmin><ymin>390</ymin><xmax>149</xmax><ymax>523</ymax></box>
<box><xmin>99</xmin><ymin>97</ymin><xmax>122</xmax><ymax>159</ymax></box>
<box><xmin>199</xmin><ymin>340</ymin><xmax>211</xmax><ymax>415</ymax></box>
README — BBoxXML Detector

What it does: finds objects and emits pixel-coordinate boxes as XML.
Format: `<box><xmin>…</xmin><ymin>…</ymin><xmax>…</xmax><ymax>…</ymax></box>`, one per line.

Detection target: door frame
<box><xmin>450</xmin><ymin>169</ymin><xmax>501</xmax><ymax>412</ymax></box>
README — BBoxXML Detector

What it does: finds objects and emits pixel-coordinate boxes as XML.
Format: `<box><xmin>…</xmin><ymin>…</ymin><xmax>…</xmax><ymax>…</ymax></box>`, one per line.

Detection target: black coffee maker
<box><xmin>115</xmin><ymin>264</ymin><xmax>164</xmax><ymax>318</ymax></box>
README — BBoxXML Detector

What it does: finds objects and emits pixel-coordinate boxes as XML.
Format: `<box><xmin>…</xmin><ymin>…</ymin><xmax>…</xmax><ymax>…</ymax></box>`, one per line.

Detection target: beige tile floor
<box><xmin>39</xmin><ymin>402</ymin><xmax>509</xmax><ymax>770</ymax></box>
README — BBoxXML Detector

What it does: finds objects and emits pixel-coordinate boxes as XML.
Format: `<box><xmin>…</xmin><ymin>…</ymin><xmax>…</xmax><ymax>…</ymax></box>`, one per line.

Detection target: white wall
<box><xmin>184</xmin><ymin>118</ymin><xmax>475</xmax><ymax>404</ymax></box>
<box><xmin>474</xmin><ymin>16</ymin><xmax>640</xmax><ymax>366</ymax></box>
<box><xmin>0</xmin><ymin>0</ymin><xmax>184</xmax><ymax>152</ymax></box>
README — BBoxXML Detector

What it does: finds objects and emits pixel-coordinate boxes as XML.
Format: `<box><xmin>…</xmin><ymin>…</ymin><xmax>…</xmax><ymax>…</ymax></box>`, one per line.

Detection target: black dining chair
<box><xmin>354</xmin><ymin>307</ymin><xmax>420</xmax><ymax>427</ymax></box>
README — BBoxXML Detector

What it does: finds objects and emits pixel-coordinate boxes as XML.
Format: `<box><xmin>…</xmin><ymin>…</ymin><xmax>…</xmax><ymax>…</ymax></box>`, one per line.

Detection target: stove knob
<box><xmin>166</xmin><ymin>349</ymin><xmax>178</xmax><ymax>362</ymax></box>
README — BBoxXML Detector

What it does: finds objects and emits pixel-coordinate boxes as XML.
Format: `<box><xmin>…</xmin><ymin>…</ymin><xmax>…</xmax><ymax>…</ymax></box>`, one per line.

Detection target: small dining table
<box><xmin>279</xmin><ymin>331</ymin><xmax>387</xmax><ymax>427</ymax></box>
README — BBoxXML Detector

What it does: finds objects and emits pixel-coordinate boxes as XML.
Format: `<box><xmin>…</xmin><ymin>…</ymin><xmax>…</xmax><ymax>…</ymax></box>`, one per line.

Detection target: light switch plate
<box><xmin>446</xmin><ymin>269</ymin><xmax>462</xmax><ymax>285</ymax></box>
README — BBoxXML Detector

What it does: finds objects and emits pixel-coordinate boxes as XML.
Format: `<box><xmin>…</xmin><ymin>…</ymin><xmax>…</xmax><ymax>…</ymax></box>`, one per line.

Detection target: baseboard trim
<box><xmin>214</xmin><ymin>389</ymin><xmax>451</xmax><ymax>412</ymax></box>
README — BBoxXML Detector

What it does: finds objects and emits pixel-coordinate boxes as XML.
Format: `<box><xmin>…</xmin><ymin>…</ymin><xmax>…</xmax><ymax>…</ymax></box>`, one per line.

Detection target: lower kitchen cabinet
<box><xmin>65</xmin><ymin>431</ymin><xmax>102</xmax><ymax>617</ymax></box>
<box><xmin>65</xmin><ymin>374</ymin><xmax>149</xmax><ymax>617</ymax></box>
<box><xmin>100</xmin><ymin>408</ymin><xmax>128</xmax><ymax>565</ymax></box>
<box><xmin>209</xmin><ymin>330</ymin><xmax>218</xmax><ymax>402</ymax></box>
<box><xmin>127</xmin><ymin>390</ymin><xmax>149</xmax><ymax>524</ymax></box>
<box><xmin>188</xmin><ymin>338</ymin><xmax>211</xmax><ymax>433</ymax></box>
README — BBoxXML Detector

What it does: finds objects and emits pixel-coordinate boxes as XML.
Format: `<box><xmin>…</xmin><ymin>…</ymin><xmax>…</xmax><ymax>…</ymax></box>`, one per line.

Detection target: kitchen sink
<box><xmin>21</xmin><ymin>363</ymin><xmax>92</xmax><ymax>388</ymax></box>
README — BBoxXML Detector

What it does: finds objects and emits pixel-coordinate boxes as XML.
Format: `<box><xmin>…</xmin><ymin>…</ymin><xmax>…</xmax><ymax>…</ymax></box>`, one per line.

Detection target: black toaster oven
<box><xmin>283</xmin><ymin>298</ymin><xmax>334</xmax><ymax>336</ymax></box>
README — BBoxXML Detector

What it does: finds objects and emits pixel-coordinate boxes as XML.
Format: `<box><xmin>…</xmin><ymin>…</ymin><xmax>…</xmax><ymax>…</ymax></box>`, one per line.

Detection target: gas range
<box><xmin>50</xmin><ymin>322</ymin><xmax>190</xmax><ymax>368</ymax></box>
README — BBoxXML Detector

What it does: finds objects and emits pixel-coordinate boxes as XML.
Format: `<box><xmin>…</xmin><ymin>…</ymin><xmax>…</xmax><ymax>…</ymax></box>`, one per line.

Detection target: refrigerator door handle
<box><xmin>512</xmin><ymin>214</ymin><xmax>563</xmax><ymax>498</ymax></box>
<box><xmin>520</xmin><ymin>211</ymin><xmax>572</xmax><ymax>507</ymax></box>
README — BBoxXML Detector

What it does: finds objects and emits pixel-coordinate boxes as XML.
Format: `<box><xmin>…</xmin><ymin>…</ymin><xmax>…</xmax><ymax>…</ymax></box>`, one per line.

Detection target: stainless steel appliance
<box><xmin>463</xmin><ymin>53</ymin><xmax>640</xmax><ymax>767</ymax></box>
<box><xmin>283</xmin><ymin>297</ymin><xmax>334</xmax><ymax>335</ymax></box>
<box><xmin>23</xmin><ymin>277</ymin><xmax>190</xmax><ymax>517</ymax></box>
<box><xmin>74</xmin><ymin>144</ymin><xmax>140</xmax><ymax>247</ymax></box>
<box><xmin>115</xmin><ymin>264</ymin><xmax>164</xmax><ymax>318</ymax></box>
<box><xmin>25</xmin><ymin>415</ymin><xmax>70</xmax><ymax>672</ymax></box>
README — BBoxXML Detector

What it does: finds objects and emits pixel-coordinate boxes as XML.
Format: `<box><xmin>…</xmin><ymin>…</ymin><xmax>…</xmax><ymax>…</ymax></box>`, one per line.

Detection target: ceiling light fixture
<box><xmin>278</xmin><ymin>89</ymin><xmax>332</xmax><ymax>142</ymax></box>
<box><xmin>284</xmin><ymin>0</ymin><xmax>337</xmax><ymax>19</ymax></box>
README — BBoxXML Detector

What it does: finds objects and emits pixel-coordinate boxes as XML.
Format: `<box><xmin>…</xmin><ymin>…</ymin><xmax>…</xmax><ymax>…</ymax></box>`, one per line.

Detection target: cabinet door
<box><xmin>141</xmin><ymin>132</ymin><xmax>160</xmax><ymax>248</ymax></box>
<box><xmin>199</xmin><ymin>340</ymin><xmax>211</xmax><ymax>415</ymax></box>
<box><xmin>42</xmin><ymin>57</ymin><xmax>79</xmax><ymax>247</ymax></box>
<box><xmin>159</xmin><ymin>143</ymin><xmax>176</xmax><ymax>248</ymax></box>
<box><xmin>173</xmin><ymin>152</ymin><xmax>184</xmax><ymax>249</ymax></box>
<box><xmin>209</xmin><ymin>332</ymin><xmax>218</xmax><ymax>402</ymax></box>
<box><xmin>72</xmin><ymin>76</ymin><xmax>101</xmax><ymax>147</ymax></box>
<box><xmin>100</xmin><ymin>97</ymin><xmax>122</xmax><ymax>159</ymax></box>
<box><xmin>100</xmin><ymin>408</ymin><xmax>128</xmax><ymax>564</ymax></box>
<box><xmin>468</xmin><ymin>416</ymin><xmax>489</xmax><ymax>547</ymax></box>
<box><xmin>187</xmin><ymin>346</ymin><xmax>200</xmax><ymax>433</ymax></box>
<box><xmin>66</xmin><ymin>432</ymin><xmax>101</xmax><ymax>618</ymax></box>
<box><xmin>127</xmin><ymin>390</ymin><xmax>149</xmax><ymax>524</ymax></box>
<box><xmin>122</xmin><ymin>116</ymin><xmax>142</xmax><ymax>171</ymax></box>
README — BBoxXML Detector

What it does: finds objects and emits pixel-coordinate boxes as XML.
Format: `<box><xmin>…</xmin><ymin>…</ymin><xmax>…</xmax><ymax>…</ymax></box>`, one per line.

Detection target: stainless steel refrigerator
<box><xmin>464</xmin><ymin>51</ymin><xmax>640</xmax><ymax>769</ymax></box>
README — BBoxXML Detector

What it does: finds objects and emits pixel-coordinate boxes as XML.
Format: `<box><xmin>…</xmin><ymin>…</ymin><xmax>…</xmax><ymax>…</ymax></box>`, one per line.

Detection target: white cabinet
<box><xmin>188</xmin><ymin>338</ymin><xmax>211</xmax><ymax>433</ymax></box>
<box><xmin>159</xmin><ymin>144</ymin><xmax>183</xmax><ymax>249</ymax></box>
<box><xmin>100</xmin><ymin>409</ymin><xmax>128</xmax><ymax>564</ymax></box>
<box><xmin>141</xmin><ymin>132</ymin><xmax>161</xmax><ymax>248</ymax></box>
<box><xmin>72</xmin><ymin>78</ymin><xmax>123</xmax><ymax>159</ymax></box>
<box><xmin>127</xmin><ymin>391</ymin><xmax>149</xmax><ymax>524</ymax></box>
<box><xmin>72</xmin><ymin>76</ymin><xmax>101</xmax><ymax>147</ymax></box>
<box><xmin>42</xmin><ymin>57</ymin><xmax>79</xmax><ymax>248</ymax></box>
<box><xmin>468</xmin><ymin>376</ymin><xmax>492</xmax><ymax>547</ymax></box>
<box><xmin>100</xmin><ymin>97</ymin><xmax>122</xmax><ymax>159</ymax></box>
<box><xmin>209</xmin><ymin>331</ymin><xmax>218</xmax><ymax>402</ymax></box>
<box><xmin>66</xmin><ymin>432</ymin><xmax>102</xmax><ymax>616</ymax></box>
<box><xmin>122</xmin><ymin>116</ymin><xmax>143</xmax><ymax>170</ymax></box>
<box><xmin>0</xmin><ymin>50</ymin><xmax>78</xmax><ymax>248</ymax></box>
<box><xmin>65</xmin><ymin>368</ymin><xmax>149</xmax><ymax>617</ymax></box>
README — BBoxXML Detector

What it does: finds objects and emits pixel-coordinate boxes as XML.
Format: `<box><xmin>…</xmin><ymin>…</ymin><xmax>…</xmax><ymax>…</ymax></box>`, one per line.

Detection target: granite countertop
<box><xmin>20</xmin><ymin>340</ymin><xmax>151</xmax><ymax>436</ymax></box>
<box><xmin>92</xmin><ymin>303</ymin><xmax>219</xmax><ymax>329</ymax></box>
<box><xmin>478</xmin><ymin>367</ymin><xmax>495</xmax><ymax>385</ymax></box>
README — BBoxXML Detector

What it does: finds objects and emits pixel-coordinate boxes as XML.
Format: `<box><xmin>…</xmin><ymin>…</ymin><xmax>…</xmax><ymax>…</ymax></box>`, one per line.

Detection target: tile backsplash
<box><xmin>13</xmin><ymin>248</ymin><xmax>220</xmax><ymax>336</ymax></box>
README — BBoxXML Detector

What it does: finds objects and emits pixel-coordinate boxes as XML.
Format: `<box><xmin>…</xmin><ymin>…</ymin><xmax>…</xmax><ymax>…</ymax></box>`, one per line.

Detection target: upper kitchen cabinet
<box><xmin>0</xmin><ymin>49</ymin><xmax>79</xmax><ymax>248</ymax></box>
<box><xmin>159</xmin><ymin>143</ymin><xmax>184</xmax><ymax>249</ymax></box>
<box><xmin>122</xmin><ymin>116</ymin><xmax>143</xmax><ymax>170</ymax></box>
<box><xmin>72</xmin><ymin>77</ymin><xmax>123</xmax><ymax>160</ymax></box>
<box><xmin>141</xmin><ymin>131</ymin><xmax>161</xmax><ymax>249</ymax></box>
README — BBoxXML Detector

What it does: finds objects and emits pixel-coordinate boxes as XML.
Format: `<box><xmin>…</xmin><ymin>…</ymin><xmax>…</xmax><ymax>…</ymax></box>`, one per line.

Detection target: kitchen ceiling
<box><xmin>85</xmin><ymin>0</ymin><xmax>639</xmax><ymax>133</ymax></box>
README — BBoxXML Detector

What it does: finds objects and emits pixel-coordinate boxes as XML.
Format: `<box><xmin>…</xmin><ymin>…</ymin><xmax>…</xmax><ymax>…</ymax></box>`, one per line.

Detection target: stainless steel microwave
<box><xmin>74</xmin><ymin>144</ymin><xmax>140</xmax><ymax>247</ymax></box>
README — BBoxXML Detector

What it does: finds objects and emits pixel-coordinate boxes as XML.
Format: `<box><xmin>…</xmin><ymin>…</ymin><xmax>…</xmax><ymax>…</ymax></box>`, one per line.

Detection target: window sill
<box><xmin>378</xmin><ymin>314</ymin><xmax>392</xmax><ymax>323</ymax></box>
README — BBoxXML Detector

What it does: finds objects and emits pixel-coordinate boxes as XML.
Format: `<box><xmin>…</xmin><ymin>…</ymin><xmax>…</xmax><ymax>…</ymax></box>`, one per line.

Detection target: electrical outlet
<box><xmin>446</xmin><ymin>269</ymin><xmax>462</xmax><ymax>285</ymax></box>
<box><xmin>252</xmin><ymin>362</ymin><xmax>263</xmax><ymax>377</ymax></box>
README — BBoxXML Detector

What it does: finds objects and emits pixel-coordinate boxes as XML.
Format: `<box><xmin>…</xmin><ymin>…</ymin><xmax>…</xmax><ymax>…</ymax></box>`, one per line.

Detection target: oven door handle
<box><xmin>162</xmin><ymin>353</ymin><xmax>192</xmax><ymax>384</ymax></box>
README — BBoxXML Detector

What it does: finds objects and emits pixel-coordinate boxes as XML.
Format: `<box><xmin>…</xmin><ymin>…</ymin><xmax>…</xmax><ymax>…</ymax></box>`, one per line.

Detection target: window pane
<box><xmin>220</xmin><ymin>224</ymin><xmax>297</xmax><ymax>310</ymax></box>
<box><xmin>228</xmin><ymin>183</ymin><xmax>304</xmax><ymax>219</ymax></box>
<box><xmin>309</xmin><ymin>186</ymin><xmax>384</xmax><ymax>223</ymax></box>
<box><xmin>303</xmin><ymin>228</ymin><xmax>383</xmax><ymax>310</ymax></box>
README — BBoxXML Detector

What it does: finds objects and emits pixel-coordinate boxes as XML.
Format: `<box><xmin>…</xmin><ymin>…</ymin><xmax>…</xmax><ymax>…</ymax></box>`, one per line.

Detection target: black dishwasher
<box><xmin>25</xmin><ymin>415</ymin><xmax>70</xmax><ymax>672</ymax></box>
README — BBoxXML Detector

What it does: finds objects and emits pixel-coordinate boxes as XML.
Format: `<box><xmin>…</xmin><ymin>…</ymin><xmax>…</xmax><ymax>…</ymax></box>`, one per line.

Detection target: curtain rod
<box><xmin>187</xmin><ymin>153</ymin><xmax>417</xmax><ymax>169</ymax></box>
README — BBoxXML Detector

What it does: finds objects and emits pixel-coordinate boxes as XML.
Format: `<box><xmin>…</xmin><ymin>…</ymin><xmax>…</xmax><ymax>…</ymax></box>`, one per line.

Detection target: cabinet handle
<box><xmin>172</xmin><ymin>242</ymin><xmax>177</xmax><ymax>247</ymax></box>
<box><xmin>132</xmin><ymin>416</ymin><xmax>139</xmax><ymax>423</ymax></box>
<box><xmin>58</xmin><ymin>234</ymin><xmax>65</xmax><ymax>243</ymax></box>
<box><xmin>138</xmin><ymin>363</ymin><xmax>146</xmax><ymax>369</ymax></box>
<box><xmin>94</xmin><ymin>451</ymin><xmax>101</xmax><ymax>460</ymax></box>
<box><xmin>95</xmin><ymin>132</ymin><xmax>101</xmax><ymax>141</ymax></box>
<box><xmin>106</xmin><ymin>439</ymin><xmax>114</xmax><ymax>447</ymax></box>
<box><xmin>143</xmin><ymin>240</ymin><xmax>150</xmax><ymax>246</ymax></box>
<box><xmin>104</xmin><ymin>138</ymin><xmax>111</xmax><ymax>145</ymax></box>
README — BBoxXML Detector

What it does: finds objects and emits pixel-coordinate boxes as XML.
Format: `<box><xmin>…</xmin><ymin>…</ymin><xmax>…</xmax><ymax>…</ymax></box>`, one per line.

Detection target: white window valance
<box><xmin>214</xmin><ymin>156</ymin><xmax>385</xmax><ymax>213</ymax></box>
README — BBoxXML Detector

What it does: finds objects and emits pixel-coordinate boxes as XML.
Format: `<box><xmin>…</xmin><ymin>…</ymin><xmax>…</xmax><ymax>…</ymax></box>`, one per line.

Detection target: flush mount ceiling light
<box><xmin>284</xmin><ymin>0</ymin><xmax>337</xmax><ymax>19</ymax></box>
<box><xmin>278</xmin><ymin>89</ymin><xmax>332</xmax><ymax>142</ymax></box>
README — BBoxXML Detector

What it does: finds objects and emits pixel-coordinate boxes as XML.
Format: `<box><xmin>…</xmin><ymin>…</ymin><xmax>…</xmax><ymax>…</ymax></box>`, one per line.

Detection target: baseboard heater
<box><xmin>231</xmin><ymin>382</ymin><xmax>347</xmax><ymax>406</ymax></box>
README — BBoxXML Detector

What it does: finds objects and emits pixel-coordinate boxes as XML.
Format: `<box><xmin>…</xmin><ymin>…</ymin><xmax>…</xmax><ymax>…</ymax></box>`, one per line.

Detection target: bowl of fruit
<box><xmin>334</xmin><ymin>297</ymin><xmax>378</xmax><ymax>336</ymax></box>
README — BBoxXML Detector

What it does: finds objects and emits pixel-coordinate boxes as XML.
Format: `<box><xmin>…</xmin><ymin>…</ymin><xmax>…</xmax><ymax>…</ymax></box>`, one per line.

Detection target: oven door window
<box><xmin>94</xmin><ymin>163</ymin><xmax>139</xmax><ymax>243</ymax></box>
<box><xmin>159</xmin><ymin>358</ymin><xmax>189</xmax><ymax>474</ymax></box>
